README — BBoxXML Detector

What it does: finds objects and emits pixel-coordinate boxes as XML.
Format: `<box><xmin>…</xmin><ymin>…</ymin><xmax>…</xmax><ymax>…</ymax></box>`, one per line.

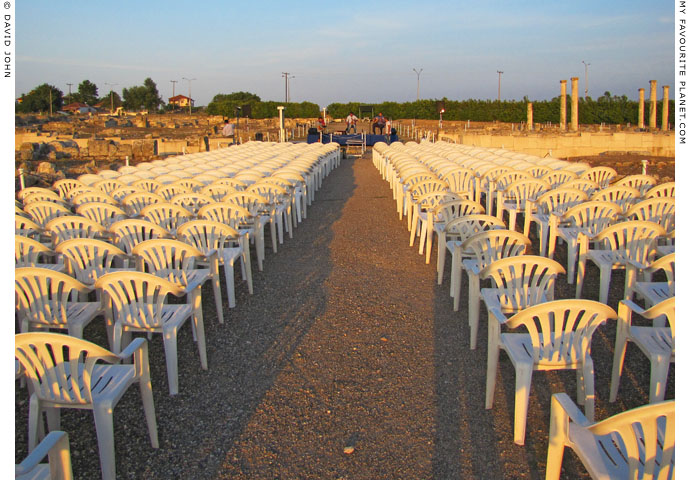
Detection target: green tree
<box><xmin>122</xmin><ymin>78</ymin><xmax>163</xmax><ymax>111</ymax></box>
<box><xmin>74</xmin><ymin>79</ymin><xmax>99</xmax><ymax>105</ymax></box>
<box><xmin>16</xmin><ymin>84</ymin><xmax>63</xmax><ymax>113</ymax></box>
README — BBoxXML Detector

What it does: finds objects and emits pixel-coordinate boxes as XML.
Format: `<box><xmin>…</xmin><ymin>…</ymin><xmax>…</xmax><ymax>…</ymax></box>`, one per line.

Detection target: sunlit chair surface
<box><xmin>108</xmin><ymin>218</ymin><xmax>170</xmax><ymax>255</ymax></box>
<box><xmin>75</xmin><ymin>202</ymin><xmax>128</xmax><ymax>228</ymax></box>
<box><xmin>177</xmin><ymin>219</ymin><xmax>252</xmax><ymax>308</ymax></box>
<box><xmin>132</xmin><ymin>238</ymin><xmax>224</xmax><ymax>323</ymax></box>
<box><xmin>485</xmin><ymin>299</ymin><xmax>616</xmax><ymax>445</ymax></box>
<box><xmin>15</xmin><ymin>332</ymin><xmax>158</xmax><ymax>480</ymax></box>
<box><xmin>55</xmin><ymin>238</ymin><xmax>131</xmax><ymax>287</ymax></box>
<box><xmin>15</xmin><ymin>267</ymin><xmax>101</xmax><ymax>338</ymax></box>
<box><xmin>547</xmin><ymin>201</ymin><xmax>623</xmax><ymax>283</ymax></box>
<box><xmin>480</xmin><ymin>255</ymin><xmax>565</xmax><ymax>349</ymax></box>
<box><xmin>15</xmin><ymin>430</ymin><xmax>73</xmax><ymax>480</ymax></box>
<box><xmin>24</xmin><ymin>201</ymin><xmax>72</xmax><ymax>228</ymax></box>
<box><xmin>45</xmin><ymin>215</ymin><xmax>108</xmax><ymax>247</ymax></box>
<box><xmin>581</xmin><ymin>166</ymin><xmax>617</xmax><ymax>189</ymax></box>
<box><xmin>627</xmin><ymin>252</ymin><xmax>674</xmax><ymax>307</ymax></box>
<box><xmin>15</xmin><ymin>236</ymin><xmax>64</xmax><ymax>272</ymax></box>
<box><xmin>459</xmin><ymin>229</ymin><xmax>530</xmax><ymax>343</ymax></box>
<box><xmin>575</xmin><ymin>220</ymin><xmax>665</xmax><ymax>304</ymax></box>
<box><xmin>527</xmin><ymin>188</ymin><xmax>588</xmax><ymax>257</ymax></box>
<box><xmin>614</xmin><ymin>174</ymin><xmax>657</xmax><ymax>195</ymax></box>
<box><xmin>139</xmin><ymin>202</ymin><xmax>194</xmax><ymax>235</ymax></box>
<box><xmin>546</xmin><ymin>393</ymin><xmax>674</xmax><ymax>479</ymax></box>
<box><xmin>610</xmin><ymin>297</ymin><xmax>674</xmax><ymax>404</ymax></box>
<box><xmin>96</xmin><ymin>271</ymin><xmax>206</xmax><ymax>396</ymax></box>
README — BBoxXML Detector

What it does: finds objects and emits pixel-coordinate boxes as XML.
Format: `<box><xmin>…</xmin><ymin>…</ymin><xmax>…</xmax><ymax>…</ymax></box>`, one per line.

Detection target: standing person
<box><xmin>373</xmin><ymin>112</ymin><xmax>386</xmax><ymax>135</ymax></box>
<box><xmin>222</xmin><ymin>119</ymin><xmax>236</xmax><ymax>144</ymax></box>
<box><xmin>345</xmin><ymin>112</ymin><xmax>358</xmax><ymax>134</ymax></box>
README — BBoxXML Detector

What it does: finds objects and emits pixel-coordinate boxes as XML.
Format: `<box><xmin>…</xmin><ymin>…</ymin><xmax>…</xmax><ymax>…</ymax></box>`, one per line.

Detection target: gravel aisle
<box><xmin>15</xmin><ymin>149</ymin><xmax>671</xmax><ymax>479</ymax></box>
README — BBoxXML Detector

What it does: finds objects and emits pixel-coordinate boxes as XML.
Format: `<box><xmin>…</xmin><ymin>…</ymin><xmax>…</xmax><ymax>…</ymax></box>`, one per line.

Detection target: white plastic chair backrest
<box><xmin>55</xmin><ymin>238</ymin><xmax>127</xmax><ymax>285</ymax></box>
<box><xmin>15</xmin><ymin>332</ymin><xmax>119</xmax><ymax>405</ymax></box>
<box><xmin>95</xmin><ymin>271</ymin><xmax>185</xmax><ymax>329</ymax></box>
<box><xmin>626</xmin><ymin>197</ymin><xmax>675</xmax><ymax>230</ymax></box>
<box><xmin>132</xmin><ymin>238</ymin><xmax>204</xmax><ymax>285</ymax></box>
<box><xmin>53</xmin><ymin>179</ymin><xmax>85</xmax><ymax>199</ymax></box>
<box><xmin>198</xmin><ymin>202</ymin><xmax>252</xmax><ymax>227</ymax></box>
<box><xmin>615</xmin><ymin>174</ymin><xmax>657</xmax><ymax>195</ymax></box>
<box><xmin>461</xmin><ymin>229</ymin><xmax>531</xmax><ymax>269</ymax></box>
<box><xmin>76</xmin><ymin>202</ymin><xmax>127</xmax><ymax>227</ymax></box>
<box><xmin>15</xmin><ymin>267</ymin><xmax>91</xmax><ymax>327</ymax></box>
<box><xmin>70</xmin><ymin>191</ymin><xmax>118</xmax><ymax>207</ymax></box>
<box><xmin>155</xmin><ymin>184</ymin><xmax>191</xmax><ymax>201</ymax></box>
<box><xmin>93</xmin><ymin>178</ymin><xmax>125</xmax><ymax>195</ymax></box>
<box><xmin>45</xmin><ymin>216</ymin><xmax>106</xmax><ymax>245</ymax></box>
<box><xmin>479</xmin><ymin>256</ymin><xmax>565</xmax><ymax>309</ymax></box>
<box><xmin>591</xmin><ymin>220</ymin><xmax>665</xmax><ymax>264</ymax></box>
<box><xmin>435</xmin><ymin>199</ymin><xmax>485</xmax><ymax>223</ymax></box>
<box><xmin>24</xmin><ymin>201</ymin><xmax>72</xmax><ymax>227</ymax></box>
<box><xmin>15</xmin><ymin>236</ymin><xmax>53</xmax><ymax>266</ymax></box>
<box><xmin>177</xmin><ymin>219</ymin><xmax>240</xmax><ymax>253</ymax></box>
<box><xmin>585</xmin><ymin>399</ymin><xmax>675</xmax><ymax>479</ymax></box>
<box><xmin>560</xmin><ymin>201</ymin><xmax>623</xmax><ymax>235</ymax></box>
<box><xmin>504</xmin><ymin>299</ymin><xmax>616</xmax><ymax>364</ymax></box>
<box><xmin>109</xmin><ymin>218</ymin><xmax>169</xmax><ymax>255</ymax></box>
<box><xmin>644</xmin><ymin>182</ymin><xmax>675</xmax><ymax>199</ymax></box>
<box><xmin>581</xmin><ymin>166</ymin><xmax>617</xmax><ymax>188</ymax></box>
<box><xmin>543</xmin><ymin>170</ymin><xmax>577</xmax><ymax>189</ymax></box>
<box><xmin>169</xmin><ymin>192</ymin><xmax>215</xmax><ymax>215</ymax></box>
<box><xmin>535</xmin><ymin>188</ymin><xmax>588</xmax><ymax>215</ymax></box>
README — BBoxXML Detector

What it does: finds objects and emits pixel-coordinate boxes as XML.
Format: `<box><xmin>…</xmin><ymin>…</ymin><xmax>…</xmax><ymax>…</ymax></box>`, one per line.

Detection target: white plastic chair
<box><xmin>15</xmin><ymin>430</ymin><xmax>73</xmax><ymax>480</ymax></box>
<box><xmin>545</xmin><ymin>393</ymin><xmax>674</xmax><ymax>479</ymax></box>
<box><xmin>15</xmin><ymin>332</ymin><xmax>158</xmax><ymax>480</ymax></box>
<box><xmin>610</xmin><ymin>297</ymin><xmax>674</xmax><ymax>404</ymax></box>
<box><xmin>575</xmin><ymin>220</ymin><xmax>665</xmax><ymax>304</ymax></box>
<box><xmin>15</xmin><ymin>267</ymin><xmax>102</xmax><ymax>338</ymax></box>
<box><xmin>96</xmin><ymin>271</ymin><xmax>206</xmax><ymax>396</ymax></box>
<box><xmin>485</xmin><ymin>299</ymin><xmax>616</xmax><ymax>444</ymax></box>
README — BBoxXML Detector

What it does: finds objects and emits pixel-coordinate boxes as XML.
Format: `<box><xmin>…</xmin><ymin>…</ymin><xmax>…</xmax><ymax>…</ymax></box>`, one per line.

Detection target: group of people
<box><xmin>345</xmin><ymin>111</ymin><xmax>389</xmax><ymax>135</ymax></box>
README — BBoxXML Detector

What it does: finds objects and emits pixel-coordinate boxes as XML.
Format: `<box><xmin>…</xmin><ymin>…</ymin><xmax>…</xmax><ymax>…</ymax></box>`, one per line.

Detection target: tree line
<box><xmin>15</xmin><ymin>83</ymin><xmax>675</xmax><ymax>128</ymax></box>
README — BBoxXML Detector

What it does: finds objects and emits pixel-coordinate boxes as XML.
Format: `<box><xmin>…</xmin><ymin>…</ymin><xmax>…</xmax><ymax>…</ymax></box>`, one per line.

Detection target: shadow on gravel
<box><xmin>14</xmin><ymin>159</ymin><xmax>358</xmax><ymax>480</ymax></box>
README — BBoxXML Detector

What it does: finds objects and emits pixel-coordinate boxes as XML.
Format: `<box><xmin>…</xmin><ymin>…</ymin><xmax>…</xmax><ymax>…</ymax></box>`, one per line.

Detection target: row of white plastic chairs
<box><xmin>369</xmin><ymin>140</ymin><xmax>675</xmax><ymax>477</ymax></box>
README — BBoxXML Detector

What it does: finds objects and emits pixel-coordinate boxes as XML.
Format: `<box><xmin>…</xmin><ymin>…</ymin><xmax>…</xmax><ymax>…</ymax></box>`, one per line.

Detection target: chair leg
<box><xmin>93</xmin><ymin>402</ymin><xmax>117</xmax><ymax>480</ymax></box>
<box><xmin>649</xmin><ymin>354</ymin><xmax>671</xmax><ymax>403</ymax></box>
<box><xmin>162</xmin><ymin>328</ymin><xmax>180</xmax><ymax>396</ymax></box>
<box><xmin>513</xmin><ymin>363</ymin><xmax>534</xmax><ymax>445</ymax></box>
<box><xmin>468</xmin><ymin>275</ymin><xmax>480</xmax><ymax>349</ymax></box>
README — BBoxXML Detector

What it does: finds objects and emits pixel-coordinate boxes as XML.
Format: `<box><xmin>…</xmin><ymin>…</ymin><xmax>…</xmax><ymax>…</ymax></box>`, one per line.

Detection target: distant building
<box><xmin>62</xmin><ymin>102</ymin><xmax>100</xmax><ymax>114</ymax></box>
<box><xmin>169</xmin><ymin>95</ymin><xmax>194</xmax><ymax>108</ymax></box>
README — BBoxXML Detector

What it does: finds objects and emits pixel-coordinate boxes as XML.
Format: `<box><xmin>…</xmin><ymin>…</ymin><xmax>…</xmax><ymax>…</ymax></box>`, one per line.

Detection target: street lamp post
<box><xmin>497</xmin><ymin>70</ymin><xmax>504</xmax><ymax>102</ymax></box>
<box><xmin>170</xmin><ymin>80</ymin><xmax>178</xmax><ymax>111</ymax></box>
<box><xmin>582</xmin><ymin>61</ymin><xmax>590</xmax><ymax>98</ymax></box>
<box><xmin>413</xmin><ymin>68</ymin><xmax>423</xmax><ymax>101</ymax></box>
<box><xmin>182</xmin><ymin>77</ymin><xmax>195</xmax><ymax>115</ymax></box>
<box><xmin>105</xmin><ymin>82</ymin><xmax>118</xmax><ymax>113</ymax></box>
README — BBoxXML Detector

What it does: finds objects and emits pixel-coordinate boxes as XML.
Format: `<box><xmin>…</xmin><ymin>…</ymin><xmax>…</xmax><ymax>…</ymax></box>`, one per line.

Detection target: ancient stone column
<box><xmin>560</xmin><ymin>80</ymin><xmax>567</xmax><ymax>131</ymax></box>
<box><xmin>649</xmin><ymin>80</ymin><xmax>658</xmax><ymax>130</ymax></box>
<box><xmin>527</xmin><ymin>102</ymin><xmax>533</xmax><ymax>131</ymax></box>
<box><xmin>662</xmin><ymin>85</ymin><xmax>669</xmax><ymax>131</ymax></box>
<box><xmin>570</xmin><ymin>77</ymin><xmax>579</xmax><ymax>132</ymax></box>
<box><xmin>638</xmin><ymin>88</ymin><xmax>645</xmax><ymax>129</ymax></box>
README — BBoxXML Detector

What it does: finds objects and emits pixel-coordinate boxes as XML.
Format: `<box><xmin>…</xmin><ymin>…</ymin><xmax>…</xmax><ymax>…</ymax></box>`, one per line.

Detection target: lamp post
<box><xmin>582</xmin><ymin>61</ymin><xmax>590</xmax><ymax>98</ymax></box>
<box><xmin>497</xmin><ymin>70</ymin><xmax>504</xmax><ymax>102</ymax></box>
<box><xmin>182</xmin><ymin>77</ymin><xmax>195</xmax><ymax>115</ymax></box>
<box><xmin>413</xmin><ymin>68</ymin><xmax>423</xmax><ymax>101</ymax></box>
<box><xmin>170</xmin><ymin>80</ymin><xmax>178</xmax><ymax>111</ymax></box>
<box><xmin>105</xmin><ymin>82</ymin><xmax>118</xmax><ymax>113</ymax></box>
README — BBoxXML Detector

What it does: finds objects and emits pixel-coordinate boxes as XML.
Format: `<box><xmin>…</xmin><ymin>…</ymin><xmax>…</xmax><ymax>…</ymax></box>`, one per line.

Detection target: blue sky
<box><xmin>16</xmin><ymin>0</ymin><xmax>676</xmax><ymax>107</ymax></box>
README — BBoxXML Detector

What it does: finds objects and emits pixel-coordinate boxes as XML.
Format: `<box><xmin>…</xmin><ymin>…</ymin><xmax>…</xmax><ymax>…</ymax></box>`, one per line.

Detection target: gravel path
<box><xmin>15</xmin><ymin>148</ymin><xmax>672</xmax><ymax>479</ymax></box>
